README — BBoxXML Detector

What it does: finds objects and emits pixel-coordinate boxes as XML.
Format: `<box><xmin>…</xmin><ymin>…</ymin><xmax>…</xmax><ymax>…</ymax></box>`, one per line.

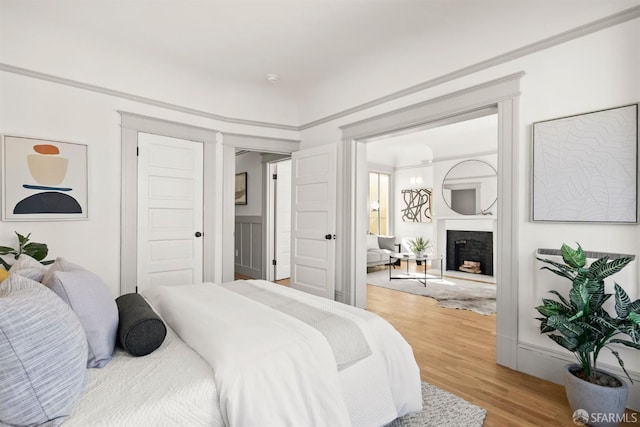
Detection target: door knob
<box><xmin>195</xmin><ymin>231</ymin><xmax>203</xmax><ymax>238</ymax></box>
<box><xmin>325</xmin><ymin>234</ymin><xmax>332</xmax><ymax>240</ymax></box>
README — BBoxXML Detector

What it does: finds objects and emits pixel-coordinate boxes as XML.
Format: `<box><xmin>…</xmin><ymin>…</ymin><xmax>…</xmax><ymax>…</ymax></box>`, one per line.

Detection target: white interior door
<box><xmin>290</xmin><ymin>144</ymin><xmax>337</xmax><ymax>299</ymax></box>
<box><xmin>137</xmin><ymin>133</ymin><xmax>203</xmax><ymax>294</ymax></box>
<box><xmin>275</xmin><ymin>159</ymin><xmax>291</xmax><ymax>280</ymax></box>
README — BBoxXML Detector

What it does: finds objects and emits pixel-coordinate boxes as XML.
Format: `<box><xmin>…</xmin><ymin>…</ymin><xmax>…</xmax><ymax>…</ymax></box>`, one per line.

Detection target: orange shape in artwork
<box><xmin>33</xmin><ymin>144</ymin><xmax>60</xmax><ymax>155</ymax></box>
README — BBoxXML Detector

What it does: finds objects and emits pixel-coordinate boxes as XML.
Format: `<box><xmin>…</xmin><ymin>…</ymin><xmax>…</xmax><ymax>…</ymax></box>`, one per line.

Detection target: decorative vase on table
<box><xmin>564</xmin><ymin>364</ymin><xmax>628</xmax><ymax>427</ymax></box>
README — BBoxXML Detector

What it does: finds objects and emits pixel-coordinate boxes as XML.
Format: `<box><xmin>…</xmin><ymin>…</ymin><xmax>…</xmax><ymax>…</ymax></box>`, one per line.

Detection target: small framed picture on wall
<box><xmin>235</xmin><ymin>172</ymin><xmax>247</xmax><ymax>205</ymax></box>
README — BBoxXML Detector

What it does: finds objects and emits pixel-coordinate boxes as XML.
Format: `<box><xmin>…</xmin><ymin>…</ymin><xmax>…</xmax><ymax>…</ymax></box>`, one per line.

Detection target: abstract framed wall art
<box><xmin>2</xmin><ymin>135</ymin><xmax>88</xmax><ymax>221</ymax></box>
<box><xmin>401</xmin><ymin>188</ymin><xmax>432</xmax><ymax>222</ymax></box>
<box><xmin>532</xmin><ymin>104</ymin><xmax>638</xmax><ymax>223</ymax></box>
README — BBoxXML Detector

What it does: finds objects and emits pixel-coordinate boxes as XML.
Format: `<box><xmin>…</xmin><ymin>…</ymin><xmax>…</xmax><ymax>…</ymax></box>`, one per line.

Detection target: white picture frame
<box><xmin>2</xmin><ymin>135</ymin><xmax>88</xmax><ymax>221</ymax></box>
<box><xmin>532</xmin><ymin>104</ymin><xmax>638</xmax><ymax>223</ymax></box>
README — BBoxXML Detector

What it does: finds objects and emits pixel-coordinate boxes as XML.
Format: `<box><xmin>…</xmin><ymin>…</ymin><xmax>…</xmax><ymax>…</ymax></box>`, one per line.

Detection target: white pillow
<box><xmin>9</xmin><ymin>254</ymin><xmax>48</xmax><ymax>282</ymax></box>
<box><xmin>367</xmin><ymin>234</ymin><xmax>380</xmax><ymax>250</ymax></box>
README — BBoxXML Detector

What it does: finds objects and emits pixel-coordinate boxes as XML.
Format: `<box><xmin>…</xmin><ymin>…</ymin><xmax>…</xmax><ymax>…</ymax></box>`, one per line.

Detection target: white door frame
<box><xmin>338</xmin><ymin>72</ymin><xmax>522</xmax><ymax>369</ymax></box>
<box><xmin>120</xmin><ymin>113</ymin><xmax>300</xmax><ymax>291</ymax></box>
<box><xmin>120</xmin><ymin>112</ymin><xmax>221</xmax><ymax>294</ymax></box>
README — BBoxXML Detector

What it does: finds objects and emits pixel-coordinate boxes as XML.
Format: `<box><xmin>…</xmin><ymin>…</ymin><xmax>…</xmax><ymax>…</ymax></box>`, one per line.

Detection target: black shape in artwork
<box><xmin>13</xmin><ymin>191</ymin><xmax>82</xmax><ymax>214</ymax></box>
<box><xmin>401</xmin><ymin>188</ymin><xmax>432</xmax><ymax>222</ymax></box>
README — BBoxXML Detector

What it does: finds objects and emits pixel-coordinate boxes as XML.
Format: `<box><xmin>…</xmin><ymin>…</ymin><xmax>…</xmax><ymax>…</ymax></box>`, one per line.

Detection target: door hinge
<box><xmin>136</xmin><ymin>147</ymin><xmax>139</xmax><ymax>156</ymax></box>
<box><xmin>135</xmin><ymin>286</ymin><xmax>138</xmax><ymax>293</ymax></box>
<box><xmin>272</xmin><ymin>259</ymin><xmax>277</xmax><ymax>266</ymax></box>
<box><xmin>272</xmin><ymin>173</ymin><xmax>277</xmax><ymax>180</ymax></box>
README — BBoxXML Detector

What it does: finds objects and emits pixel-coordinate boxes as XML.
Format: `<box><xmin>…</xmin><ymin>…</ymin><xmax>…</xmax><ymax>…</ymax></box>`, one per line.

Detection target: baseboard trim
<box><xmin>517</xmin><ymin>343</ymin><xmax>640</xmax><ymax>411</ymax></box>
<box><xmin>234</xmin><ymin>265</ymin><xmax>262</xmax><ymax>279</ymax></box>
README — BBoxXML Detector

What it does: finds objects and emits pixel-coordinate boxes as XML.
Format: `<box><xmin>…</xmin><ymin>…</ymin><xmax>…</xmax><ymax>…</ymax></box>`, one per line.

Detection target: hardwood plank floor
<box><xmin>235</xmin><ymin>273</ymin><xmax>639</xmax><ymax>425</ymax></box>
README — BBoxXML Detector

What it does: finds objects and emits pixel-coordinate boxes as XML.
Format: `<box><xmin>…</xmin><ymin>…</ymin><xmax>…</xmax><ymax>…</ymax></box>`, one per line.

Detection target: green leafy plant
<box><xmin>0</xmin><ymin>232</ymin><xmax>53</xmax><ymax>270</ymax></box>
<box><xmin>408</xmin><ymin>236</ymin><xmax>431</xmax><ymax>253</ymax></box>
<box><xmin>536</xmin><ymin>243</ymin><xmax>640</xmax><ymax>385</ymax></box>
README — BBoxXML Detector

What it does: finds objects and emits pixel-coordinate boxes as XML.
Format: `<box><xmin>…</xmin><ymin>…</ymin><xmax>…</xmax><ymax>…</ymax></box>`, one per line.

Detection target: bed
<box><xmin>2</xmin><ymin>264</ymin><xmax>422</xmax><ymax>427</ymax></box>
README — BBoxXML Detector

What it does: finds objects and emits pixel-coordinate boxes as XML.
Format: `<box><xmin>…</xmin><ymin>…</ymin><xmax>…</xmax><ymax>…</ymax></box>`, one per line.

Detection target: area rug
<box><xmin>386</xmin><ymin>381</ymin><xmax>486</xmax><ymax>427</ymax></box>
<box><xmin>367</xmin><ymin>269</ymin><xmax>496</xmax><ymax>315</ymax></box>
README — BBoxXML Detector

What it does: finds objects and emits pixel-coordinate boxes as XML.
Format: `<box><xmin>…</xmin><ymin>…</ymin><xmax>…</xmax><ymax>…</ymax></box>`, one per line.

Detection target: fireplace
<box><xmin>446</xmin><ymin>230</ymin><xmax>493</xmax><ymax>276</ymax></box>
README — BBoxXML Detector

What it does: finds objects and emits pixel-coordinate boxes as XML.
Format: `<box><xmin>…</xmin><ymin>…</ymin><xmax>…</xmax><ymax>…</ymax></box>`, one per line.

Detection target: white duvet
<box><xmin>68</xmin><ymin>280</ymin><xmax>421</xmax><ymax>426</ymax></box>
<box><xmin>146</xmin><ymin>280</ymin><xmax>422</xmax><ymax>427</ymax></box>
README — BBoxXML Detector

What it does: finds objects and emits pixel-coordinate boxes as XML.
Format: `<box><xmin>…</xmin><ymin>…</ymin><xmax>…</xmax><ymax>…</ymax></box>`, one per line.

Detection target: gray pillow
<box><xmin>116</xmin><ymin>293</ymin><xmax>167</xmax><ymax>356</ymax></box>
<box><xmin>43</xmin><ymin>258</ymin><xmax>118</xmax><ymax>368</ymax></box>
<box><xmin>0</xmin><ymin>274</ymin><xmax>88</xmax><ymax>426</ymax></box>
<box><xmin>377</xmin><ymin>236</ymin><xmax>397</xmax><ymax>252</ymax></box>
<box><xmin>9</xmin><ymin>253</ymin><xmax>48</xmax><ymax>282</ymax></box>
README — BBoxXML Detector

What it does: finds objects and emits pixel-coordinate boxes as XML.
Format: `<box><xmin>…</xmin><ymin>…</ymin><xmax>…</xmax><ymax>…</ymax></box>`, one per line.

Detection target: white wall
<box><xmin>300</xmin><ymin>18</ymin><xmax>640</xmax><ymax>397</ymax></box>
<box><xmin>235</xmin><ymin>152</ymin><xmax>263</xmax><ymax>217</ymax></box>
<box><xmin>0</xmin><ymin>70</ymin><xmax>298</xmax><ymax>297</ymax></box>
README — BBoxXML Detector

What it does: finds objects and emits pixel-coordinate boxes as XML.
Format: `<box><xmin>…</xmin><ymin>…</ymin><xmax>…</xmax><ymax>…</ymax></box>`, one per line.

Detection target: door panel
<box><xmin>137</xmin><ymin>133</ymin><xmax>203</xmax><ymax>294</ymax></box>
<box><xmin>274</xmin><ymin>160</ymin><xmax>291</xmax><ymax>280</ymax></box>
<box><xmin>290</xmin><ymin>144</ymin><xmax>336</xmax><ymax>299</ymax></box>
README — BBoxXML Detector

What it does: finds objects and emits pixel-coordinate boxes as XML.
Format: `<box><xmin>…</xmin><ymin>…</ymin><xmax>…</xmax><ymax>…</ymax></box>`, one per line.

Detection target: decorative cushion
<box><xmin>0</xmin><ymin>274</ymin><xmax>88</xmax><ymax>426</ymax></box>
<box><xmin>42</xmin><ymin>258</ymin><xmax>118</xmax><ymax>368</ymax></box>
<box><xmin>9</xmin><ymin>253</ymin><xmax>48</xmax><ymax>282</ymax></box>
<box><xmin>116</xmin><ymin>293</ymin><xmax>167</xmax><ymax>357</ymax></box>
<box><xmin>366</xmin><ymin>234</ymin><xmax>380</xmax><ymax>250</ymax></box>
<box><xmin>377</xmin><ymin>235</ymin><xmax>397</xmax><ymax>252</ymax></box>
<box><xmin>0</xmin><ymin>268</ymin><xmax>8</xmax><ymax>283</ymax></box>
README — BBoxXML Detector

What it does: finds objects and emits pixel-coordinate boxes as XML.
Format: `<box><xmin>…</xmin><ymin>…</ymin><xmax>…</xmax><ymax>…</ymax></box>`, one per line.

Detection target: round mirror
<box><xmin>442</xmin><ymin>159</ymin><xmax>497</xmax><ymax>215</ymax></box>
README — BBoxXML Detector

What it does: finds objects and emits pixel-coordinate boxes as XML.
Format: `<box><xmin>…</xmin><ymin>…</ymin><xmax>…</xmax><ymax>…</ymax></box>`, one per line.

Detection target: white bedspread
<box><xmin>243</xmin><ymin>280</ymin><xmax>422</xmax><ymax>426</ymax></box>
<box><xmin>145</xmin><ymin>283</ymin><xmax>351</xmax><ymax>427</ymax></box>
<box><xmin>67</xmin><ymin>326</ymin><xmax>222</xmax><ymax>426</ymax></box>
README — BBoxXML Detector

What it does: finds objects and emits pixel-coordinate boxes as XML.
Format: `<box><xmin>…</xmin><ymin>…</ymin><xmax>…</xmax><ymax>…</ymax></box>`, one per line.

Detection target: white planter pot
<box><xmin>564</xmin><ymin>364</ymin><xmax>628</xmax><ymax>427</ymax></box>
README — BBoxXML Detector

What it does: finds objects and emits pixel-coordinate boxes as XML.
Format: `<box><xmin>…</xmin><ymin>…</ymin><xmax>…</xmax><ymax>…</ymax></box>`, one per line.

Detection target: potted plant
<box><xmin>407</xmin><ymin>237</ymin><xmax>431</xmax><ymax>258</ymax></box>
<box><xmin>536</xmin><ymin>243</ymin><xmax>640</xmax><ymax>427</ymax></box>
<box><xmin>0</xmin><ymin>232</ymin><xmax>52</xmax><ymax>270</ymax></box>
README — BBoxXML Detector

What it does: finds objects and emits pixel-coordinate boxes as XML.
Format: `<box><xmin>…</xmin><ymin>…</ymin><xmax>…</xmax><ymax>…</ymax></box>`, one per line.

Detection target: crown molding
<box><xmin>299</xmin><ymin>6</ymin><xmax>640</xmax><ymax>130</ymax></box>
<box><xmin>0</xmin><ymin>63</ymin><xmax>298</xmax><ymax>132</ymax></box>
<box><xmin>1</xmin><ymin>6</ymin><xmax>638</xmax><ymax>133</ymax></box>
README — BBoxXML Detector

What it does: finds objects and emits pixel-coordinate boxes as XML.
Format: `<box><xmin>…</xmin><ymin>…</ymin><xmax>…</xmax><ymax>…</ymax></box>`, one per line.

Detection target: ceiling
<box><xmin>3</xmin><ymin>0</ymin><xmax>638</xmax><ymax>102</ymax></box>
<box><xmin>367</xmin><ymin>114</ymin><xmax>498</xmax><ymax>168</ymax></box>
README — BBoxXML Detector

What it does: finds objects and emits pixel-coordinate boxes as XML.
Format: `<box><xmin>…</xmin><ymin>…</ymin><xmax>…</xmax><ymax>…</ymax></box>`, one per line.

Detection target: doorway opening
<box><xmin>339</xmin><ymin>72</ymin><xmax>521</xmax><ymax>368</ymax></box>
<box><xmin>233</xmin><ymin>150</ymin><xmax>291</xmax><ymax>282</ymax></box>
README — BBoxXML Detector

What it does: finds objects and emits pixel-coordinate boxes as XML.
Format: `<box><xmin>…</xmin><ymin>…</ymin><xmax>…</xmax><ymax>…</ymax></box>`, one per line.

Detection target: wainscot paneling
<box><xmin>234</xmin><ymin>216</ymin><xmax>263</xmax><ymax>279</ymax></box>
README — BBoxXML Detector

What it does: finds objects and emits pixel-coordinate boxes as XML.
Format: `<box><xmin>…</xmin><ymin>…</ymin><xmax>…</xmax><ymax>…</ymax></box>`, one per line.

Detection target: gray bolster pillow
<box><xmin>115</xmin><ymin>293</ymin><xmax>166</xmax><ymax>357</ymax></box>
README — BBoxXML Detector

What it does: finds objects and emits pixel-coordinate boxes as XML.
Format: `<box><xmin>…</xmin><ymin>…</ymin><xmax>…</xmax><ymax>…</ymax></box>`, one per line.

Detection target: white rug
<box><xmin>367</xmin><ymin>269</ymin><xmax>496</xmax><ymax>315</ymax></box>
<box><xmin>386</xmin><ymin>382</ymin><xmax>487</xmax><ymax>427</ymax></box>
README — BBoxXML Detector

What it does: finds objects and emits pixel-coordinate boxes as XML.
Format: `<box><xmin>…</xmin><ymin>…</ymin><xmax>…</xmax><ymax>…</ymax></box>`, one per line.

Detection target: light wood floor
<box><xmin>236</xmin><ymin>273</ymin><xmax>639</xmax><ymax>426</ymax></box>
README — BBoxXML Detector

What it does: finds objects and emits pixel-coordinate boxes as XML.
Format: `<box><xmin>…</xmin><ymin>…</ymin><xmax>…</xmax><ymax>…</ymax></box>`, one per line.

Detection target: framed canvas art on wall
<box><xmin>235</xmin><ymin>172</ymin><xmax>247</xmax><ymax>205</ymax></box>
<box><xmin>401</xmin><ymin>188</ymin><xmax>432</xmax><ymax>222</ymax></box>
<box><xmin>2</xmin><ymin>135</ymin><xmax>88</xmax><ymax>221</ymax></box>
<box><xmin>532</xmin><ymin>104</ymin><xmax>638</xmax><ymax>223</ymax></box>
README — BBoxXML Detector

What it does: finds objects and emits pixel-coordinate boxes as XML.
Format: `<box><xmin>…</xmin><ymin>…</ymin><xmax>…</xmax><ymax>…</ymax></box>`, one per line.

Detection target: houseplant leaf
<box><xmin>561</xmin><ymin>243</ymin><xmax>586</xmax><ymax>269</ymax></box>
<box><xmin>22</xmin><ymin>242</ymin><xmax>48</xmax><ymax>262</ymax></box>
<box><xmin>614</xmin><ymin>283</ymin><xmax>632</xmax><ymax>318</ymax></box>
<box><xmin>590</xmin><ymin>257</ymin><xmax>633</xmax><ymax>281</ymax></box>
